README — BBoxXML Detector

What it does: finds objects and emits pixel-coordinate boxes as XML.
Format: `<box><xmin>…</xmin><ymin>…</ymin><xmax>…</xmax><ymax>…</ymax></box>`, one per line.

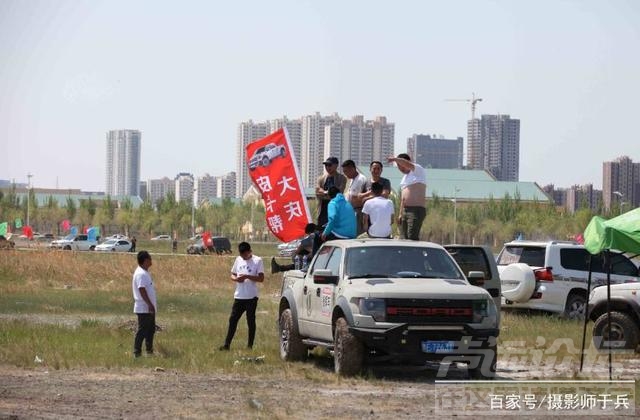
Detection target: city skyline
<box><xmin>2</xmin><ymin>1</ymin><xmax>639</xmax><ymax>191</ymax></box>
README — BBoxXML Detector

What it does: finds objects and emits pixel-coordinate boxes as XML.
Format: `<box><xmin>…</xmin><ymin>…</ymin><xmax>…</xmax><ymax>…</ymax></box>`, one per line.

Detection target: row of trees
<box><xmin>0</xmin><ymin>187</ymin><xmax>626</xmax><ymax>247</ymax></box>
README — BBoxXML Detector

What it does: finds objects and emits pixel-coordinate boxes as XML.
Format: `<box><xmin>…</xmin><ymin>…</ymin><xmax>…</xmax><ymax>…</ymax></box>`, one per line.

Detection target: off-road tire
<box><xmin>279</xmin><ymin>309</ymin><xmax>307</xmax><ymax>361</ymax></box>
<box><xmin>593</xmin><ymin>311</ymin><xmax>640</xmax><ymax>350</ymax></box>
<box><xmin>333</xmin><ymin>317</ymin><xmax>363</xmax><ymax>376</ymax></box>
<box><xmin>261</xmin><ymin>156</ymin><xmax>269</xmax><ymax>167</ymax></box>
<box><xmin>280</xmin><ymin>148</ymin><xmax>286</xmax><ymax>157</ymax></box>
<box><xmin>63</xmin><ymin>245</ymin><xmax>72</xmax><ymax>250</ymax></box>
<box><xmin>564</xmin><ymin>292</ymin><xmax>586</xmax><ymax>320</ymax></box>
<box><xmin>469</xmin><ymin>343</ymin><xmax>497</xmax><ymax>380</ymax></box>
<box><xmin>89</xmin><ymin>246</ymin><xmax>95</xmax><ymax>251</ymax></box>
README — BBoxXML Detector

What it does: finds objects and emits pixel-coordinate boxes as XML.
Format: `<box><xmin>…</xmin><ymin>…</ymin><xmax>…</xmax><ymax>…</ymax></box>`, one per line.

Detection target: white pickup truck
<box><xmin>49</xmin><ymin>234</ymin><xmax>97</xmax><ymax>251</ymax></box>
<box><xmin>278</xmin><ymin>239</ymin><xmax>500</xmax><ymax>378</ymax></box>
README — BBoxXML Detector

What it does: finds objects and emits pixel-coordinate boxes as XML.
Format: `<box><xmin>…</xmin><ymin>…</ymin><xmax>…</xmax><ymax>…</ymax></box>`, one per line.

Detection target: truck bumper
<box><xmin>349</xmin><ymin>324</ymin><xmax>499</xmax><ymax>364</ymax></box>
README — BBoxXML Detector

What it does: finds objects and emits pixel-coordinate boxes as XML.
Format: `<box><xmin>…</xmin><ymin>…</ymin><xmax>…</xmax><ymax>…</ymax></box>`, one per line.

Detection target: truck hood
<box><xmin>345</xmin><ymin>277</ymin><xmax>492</xmax><ymax>300</ymax></box>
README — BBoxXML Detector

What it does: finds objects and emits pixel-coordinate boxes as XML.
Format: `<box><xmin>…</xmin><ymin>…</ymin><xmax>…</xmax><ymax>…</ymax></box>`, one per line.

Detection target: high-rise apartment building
<box><xmin>269</xmin><ymin>116</ymin><xmax>302</xmax><ymax>170</ymax></box>
<box><xmin>195</xmin><ymin>173</ymin><xmax>217</xmax><ymax>206</ymax></box>
<box><xmin>566</xmin><ymin>184</ymin><xmax>602</xmax><ymax>213</ymax></box>
<box><xmin>217</xmin><ymin>172</ymin><xmax>236</xmax><ymax>199</ymax></box>
<box><xmin>301</xmin><ymin>113</ymin><xmax>340</xmax><ymax>188</ymax></box>
<box><xmin>139</xmin><ymin>181</ymin><xmax>147</xmax><ymax>201</ymax></box>
<box><xmin>236</xmin><ymin>113</ymin><xmax>394</xmax><ymax>196</ymax></box>
<box><xmin>324</xmin><ymin>116</ymin><xmax>395</xmax><ymax>168</ymax></box>
<box><xmin>407</xmin><ymin>134</ymin><xmax>463</xmax><ymax>169</ymax></box>
<box><xmin>174</xmin><ymin>172</ymin><xmax>195</xmax><ymax>204</ymax></box>
<box><xmin>105</xmin><ymin>129</ymin><xmax>141</xmax><ymax>197</ymax></box>
<box><xmin>236</xmin><ymin>120</ymin><xmax>270</xmax><ymax>198</ymax></box>
<box><xmin>467</xmin><ymin>115</ymin><xmax>520</xmax><ymax>181</ymax></box>
<box><xmin>147</xmin><ymin>177</ymin><xmax>174</xmax><ymax>205</ymax></box>
<box><xmin>602</xmin><ymin>156</ymin><xmax>640</xmax><ymax>211</ymax></box>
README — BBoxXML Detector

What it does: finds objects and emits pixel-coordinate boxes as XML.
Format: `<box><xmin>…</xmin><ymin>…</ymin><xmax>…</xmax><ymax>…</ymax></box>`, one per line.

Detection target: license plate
<box><xmin>422</xmin><ymin>340</ymin><xmax>455</xmax><ymax>353</ymax></box>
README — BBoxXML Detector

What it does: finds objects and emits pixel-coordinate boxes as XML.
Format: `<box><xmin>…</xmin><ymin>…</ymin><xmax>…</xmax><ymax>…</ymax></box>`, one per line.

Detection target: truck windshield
<box><xmin>345</xmin><ymin>246</ymin><xmax>464</xmax><ymax>280</ymax></box>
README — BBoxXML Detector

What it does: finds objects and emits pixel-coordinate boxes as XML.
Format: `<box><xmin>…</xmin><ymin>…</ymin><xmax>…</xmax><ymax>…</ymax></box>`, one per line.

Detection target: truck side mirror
<box><xmin>313</xmin><ymin>269</ymin><xmax>339</xmax><ymax>285</ymax></box>
<box><xmin>467</xmin><ymin>271</ymin><xmax>485</xmax><ymax>286</ymax></box>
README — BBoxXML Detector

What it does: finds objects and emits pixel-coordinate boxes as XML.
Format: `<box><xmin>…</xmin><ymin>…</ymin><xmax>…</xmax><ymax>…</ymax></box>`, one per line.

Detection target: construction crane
<box><xmin>444</xmin><ymin>92</ymin><xmax>483</xmax><ymax>120</ymax></box>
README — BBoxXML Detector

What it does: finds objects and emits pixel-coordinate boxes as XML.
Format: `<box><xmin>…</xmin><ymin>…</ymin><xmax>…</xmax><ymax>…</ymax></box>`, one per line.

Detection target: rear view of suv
<box><xmin>497</xmin><ymin>241</ymin><xmax>639</xmax><ymax>319</ymax></box>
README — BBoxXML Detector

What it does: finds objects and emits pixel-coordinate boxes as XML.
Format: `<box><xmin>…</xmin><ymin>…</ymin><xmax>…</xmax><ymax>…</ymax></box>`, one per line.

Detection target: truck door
<box><xmin>309</xmin><ymin>247</ymin><xmax>342</xmax><ymax>342</ymax></box>
<box><xmin>298</xmin><ymin>246</ymin><xmax>332</xmax><ymax>336</ymax></box>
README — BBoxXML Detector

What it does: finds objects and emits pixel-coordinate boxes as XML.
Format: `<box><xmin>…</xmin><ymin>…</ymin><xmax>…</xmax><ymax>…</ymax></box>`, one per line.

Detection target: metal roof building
<box><xmin>303</xmin><ymin>167</ymin><xmax>551</xmax><ymax>203</ymax></box>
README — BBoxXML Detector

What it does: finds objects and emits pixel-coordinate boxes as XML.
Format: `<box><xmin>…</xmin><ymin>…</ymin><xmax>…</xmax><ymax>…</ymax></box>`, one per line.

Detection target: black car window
<box><xmin>447</xmin><ymin>247</ymin><xmax>493</xmax><ymax>280</ymax></box>
<box><xmin>498</xmin><ymin>246</ymin><xmax>545</xmax><ymax>267</ymax></box>
<box><xmin>611</xmin><ymin>253</ymin><xmax>639</xmax><ymax>276</ymax></box>
<box><xmin>311</xmin><ymin>246</ymin><xmax>333</xmax><ymax>272</ymax></box>
<box><xmin>325</xmin><ymin>248</ymin><xmax>342</xmax><ymax>276</ymax></box>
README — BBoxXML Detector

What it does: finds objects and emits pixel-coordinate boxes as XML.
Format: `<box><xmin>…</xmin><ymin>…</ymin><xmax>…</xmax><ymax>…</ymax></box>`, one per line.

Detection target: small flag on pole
<box><xmin>15</xmin><ymin>218</ymin><xmax>22</xmax><ymax>229</ymax></box>
<box><xmin>0</xmin><ymin>222</ymin><xmax>7</xmax><ymax>236</ymax></box>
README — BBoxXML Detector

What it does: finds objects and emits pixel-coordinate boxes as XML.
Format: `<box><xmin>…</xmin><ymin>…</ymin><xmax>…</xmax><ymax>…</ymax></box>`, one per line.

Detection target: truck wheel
<box><xmin>469</xmin><ymin>342</ymin><xmax>497</xmax><ymax>380</ymax></box>
<box><xmin>592</xmin><ymin>311</ymin><xmax>640</xmax><ymax>350</ymax></box>
<box><xmin>279</xmin><ymin>309</ymin><xmax>307</xmax><ymax>361</ymax></box>
<box><xmin>89</xmin><ymin>246</ymin><xmax>96</xmax><ymax>251</ymax></box>
<box><xmin>280</xmin><ymin>148</ymin><xmax>286</xmax><ymax>157</ymax></box>
<box><xmin>564</xmin><ymin>292</ymin><xmax>586</xmax><ymax>320</ymax></box>
<box><xmin>333</xmin><ymin>317</ymin><xmax>363</xmax><ymax>376</ymax></box>
<box><xmin>64</xmin><ymin>245</ymin><xmax>72</xmax><ymax>250</ymax></box>
<box><xmin>262</xmin><ymin>156</ymin><xmax>270</xmax><ymax>166</ymax></box>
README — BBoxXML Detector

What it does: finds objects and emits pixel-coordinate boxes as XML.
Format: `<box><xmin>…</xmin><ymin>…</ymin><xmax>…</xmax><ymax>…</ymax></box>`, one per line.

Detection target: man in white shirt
<box><xmin>220</xmin><ymin>242</ymin><xmax>264</xmax><ymax>350</ymax></box>
<box><xmin>132</xmin><ymin>250</ymin><xmax>157</xmax><ymax>358</ymax></box>
<box><xmin>341</xmin><ymin>159</ymin><xmax>368</xmax><ymax>235</ymax></box>
<box><xmin>362</xmin><ymin>182</ymin><xmax>395</xmax><ymax>238</ymax></box>
<box><xmin>387</xmin><ymin>153</ymin><xmax>427</xmax><ymax>240</ymax></box>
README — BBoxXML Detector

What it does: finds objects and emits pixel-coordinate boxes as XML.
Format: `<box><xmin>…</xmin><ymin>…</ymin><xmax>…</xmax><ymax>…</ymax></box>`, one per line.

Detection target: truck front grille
<box><xmin>385</xmin><ymin>299</ymin><xmax>474</xmax><ymax>323</ymax></box>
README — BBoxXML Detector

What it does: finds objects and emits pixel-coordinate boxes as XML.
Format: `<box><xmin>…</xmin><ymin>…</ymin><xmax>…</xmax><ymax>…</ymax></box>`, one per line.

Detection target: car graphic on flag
<box><xmin>248</xmin><ymin>142</ymin><xmax>286</xmax><ymax>171</ymax></box>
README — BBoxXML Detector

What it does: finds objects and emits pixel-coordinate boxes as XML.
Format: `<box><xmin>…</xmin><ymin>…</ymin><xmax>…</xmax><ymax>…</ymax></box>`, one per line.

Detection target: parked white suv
<box><xmin>48</xmin><ymin>234</ymin><xmax>97</xmax><ymax>251</ymax></box>
<box><xmin>497</xmin><ymin>240</ymin><xmax>639</xmax><ymax>319</ymax></box>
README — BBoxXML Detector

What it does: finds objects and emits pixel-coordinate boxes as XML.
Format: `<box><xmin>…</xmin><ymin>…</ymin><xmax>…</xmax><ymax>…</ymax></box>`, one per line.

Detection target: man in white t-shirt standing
<box><xmin>220</xmin><ymin>242</ymin><xmax>264</xmax><ymax>351</ymax></box>
<box><xmin>132</xmin><ymin>250</ymin><xmax>157</xmax><ymax>358</ymax></box>
<box><xmin>388</xmin><ymin>153</ymin><xmax>427</xmax><ymax>240</ymax></box>
<box><xmin>362</xmin><ymin>181</ymin><xmax>395</xmax><ymax>238</ymax></box>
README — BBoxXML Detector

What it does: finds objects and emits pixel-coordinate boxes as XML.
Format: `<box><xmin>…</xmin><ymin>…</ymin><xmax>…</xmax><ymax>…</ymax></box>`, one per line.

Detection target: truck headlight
<box><xmin>357</xmin><ymin>298</ymin><xmax>386</xmax><ymax>322</ymax></box>
<box><xmin>472</xmin><ymin>299</ymin><xmax>497</xmax><ymax>325</ymax></box>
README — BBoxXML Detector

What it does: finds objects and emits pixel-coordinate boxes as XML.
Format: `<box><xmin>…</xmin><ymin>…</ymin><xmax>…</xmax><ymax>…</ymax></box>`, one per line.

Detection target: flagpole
<box><xmin>26</xmin><ymin>173</ymin><xmax>33</xmax><ymax>228</ymax></box>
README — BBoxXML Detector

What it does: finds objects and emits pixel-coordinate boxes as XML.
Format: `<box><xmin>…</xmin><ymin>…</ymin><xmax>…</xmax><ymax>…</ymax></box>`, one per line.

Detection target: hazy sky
<box><xmin>1</xmin><ymin>0</ymin><xmax>639</xmax><ymax>191</ymax></box>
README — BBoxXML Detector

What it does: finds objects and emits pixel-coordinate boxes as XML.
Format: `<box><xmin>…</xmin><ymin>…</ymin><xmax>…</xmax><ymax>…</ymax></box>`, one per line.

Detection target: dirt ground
<box><xmin>0</xmin><ymin>364</ymin><xmax>438</xmax><ymax>419</ymax></box>
<box><xmin>1</xmin><ymin>362</ymin><xmax>636</xmax><ymax>419</ymax></box>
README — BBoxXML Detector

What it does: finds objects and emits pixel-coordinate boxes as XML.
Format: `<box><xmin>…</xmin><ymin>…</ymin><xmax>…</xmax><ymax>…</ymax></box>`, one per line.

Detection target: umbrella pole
<box><xmin>579</xmin><ymin>254</ymin><xmax>594</xmax><ymax>372</ymax></box>
<box><xmin>605</xmin><ymin>250</ymin><xmax>612</xmax><ymax>380</ymax></box>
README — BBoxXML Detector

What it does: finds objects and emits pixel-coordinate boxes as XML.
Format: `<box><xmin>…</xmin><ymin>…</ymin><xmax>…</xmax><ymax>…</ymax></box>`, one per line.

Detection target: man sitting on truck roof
<box><xmin>271</xmin><ymin>223</ymin><xmax>321</xmax><ymax>273</ymax></box>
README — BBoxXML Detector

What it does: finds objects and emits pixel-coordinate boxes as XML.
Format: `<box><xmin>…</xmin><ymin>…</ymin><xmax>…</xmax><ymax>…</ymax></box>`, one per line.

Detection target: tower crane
<box><xmin>444</xmin><ymin>92</ymin><xmax>483</xmax><ymax>120</ymax></box>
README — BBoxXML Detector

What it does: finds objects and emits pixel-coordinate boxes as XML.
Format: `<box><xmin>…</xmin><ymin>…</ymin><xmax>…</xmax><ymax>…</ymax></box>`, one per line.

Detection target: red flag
<box><xmin>245</xmin><ymin>128</ymin><xmax>311</xmax><ymax>242</ymax></box>
<box><xmin>61</xmin><ymin>220</ymin><xmax>70</xmax><ymax>231</ymax></box>
<box><xmin>202</xmin><ymin>231</ymin><xmax>212</xmax><ymax>248</ymax></box>
<box><xmin>22</xmin><ymin>226</ymin><xmax>33</xmax><ymax>240</ymax></box>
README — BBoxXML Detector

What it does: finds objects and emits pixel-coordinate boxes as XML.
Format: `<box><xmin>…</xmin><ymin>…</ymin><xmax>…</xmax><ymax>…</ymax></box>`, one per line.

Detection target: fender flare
<box><xmin>280</xmin><ymin>288</ymin><xmax>299</xmax><ymax>325</ymax></box>
<box><xmin>333</xmin><ymin>296</ymin><xmax>355</xmax><ymax>327</ymax></box>
<box><xmin>590</xmin><ymin>297</ymin><xmax>640</xmax><ymax>321</ymax></box>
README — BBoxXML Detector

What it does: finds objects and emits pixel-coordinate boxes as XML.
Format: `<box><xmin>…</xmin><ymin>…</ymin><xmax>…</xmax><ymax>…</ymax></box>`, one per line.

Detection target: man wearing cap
<box><xmin>387</xmin><ymin>153</ymin><xmax>427</xmax><ymax>240</ymax></box>
<box><xmin>315</xmin><ymin>157</ymin><xmax>347</xmax><ymax>229</ymax></box>
<box><xmin>341</xmin><ymin>159</ymin><xmax>368</xmax><ymax>235</ymax></box>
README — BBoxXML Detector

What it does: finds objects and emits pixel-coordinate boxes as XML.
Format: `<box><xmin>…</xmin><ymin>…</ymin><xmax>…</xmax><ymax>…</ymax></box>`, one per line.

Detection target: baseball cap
<box><xmin>323</xmin><ymin>157</ymin><xmax>339</xmax><ymax>165</ymax></box>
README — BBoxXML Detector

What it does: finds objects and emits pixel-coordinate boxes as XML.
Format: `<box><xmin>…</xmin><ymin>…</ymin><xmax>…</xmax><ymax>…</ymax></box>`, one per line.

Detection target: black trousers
<box><xmin>223</xmin><ymin>297</ymin><xmax>258</xmax><ymax>348</ymax></box>
<box><xmin>134</xmin><ymin>313</ymin><xmax>155</xmax><ymax>355</ymax></box>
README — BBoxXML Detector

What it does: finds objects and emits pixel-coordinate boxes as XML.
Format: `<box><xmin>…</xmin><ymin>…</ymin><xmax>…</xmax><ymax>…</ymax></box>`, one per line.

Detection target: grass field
<box><xmin>0</xmin><ymin>249</ymin><xmax>636</xmax><ymax>384</ymax></box>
